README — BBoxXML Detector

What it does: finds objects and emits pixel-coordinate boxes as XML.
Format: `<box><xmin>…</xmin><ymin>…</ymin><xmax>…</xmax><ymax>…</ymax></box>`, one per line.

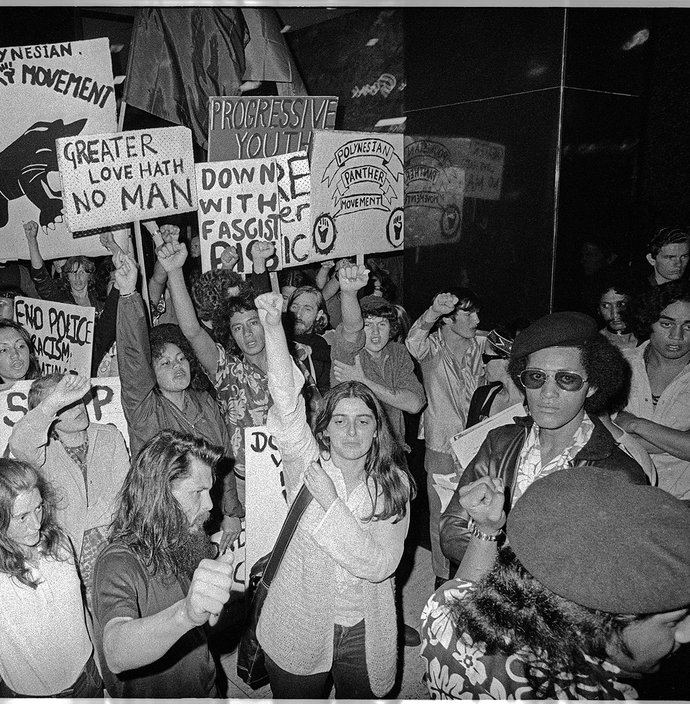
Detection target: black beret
<box><xmin>507</xmin><ymin>467</ymin><xmax>690</xmax><ymax>614</ymax></box>
<box><xmin>511</xmin><ymin>311</ymin><xmax>599</xmax><ymax>359</ymax></box>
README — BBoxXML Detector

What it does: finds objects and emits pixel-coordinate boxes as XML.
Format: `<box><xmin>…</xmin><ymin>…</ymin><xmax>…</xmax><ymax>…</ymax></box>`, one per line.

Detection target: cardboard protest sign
<box><xmin>57</xmin><ymin>126</ymin><xmax>198</xmax><ymax>232</ymax></box>
<box><xmin>207</xmin><ymin>96</ymin><xmax>338</xmax><ymax>161</ymax></box>
<box><xmin>0</xmin><ymin>37</ymin><xmax>116</xmax><ymax>262</ymax></box>
<box><xmin>196</xmin><ymin>156</ymin><xmax>281</xmax><ymax>274</ymax></box>
<box><xmin>14</xmin><ymin>296</ymin><xmax>94</xmax><ymax>376</ymax></box>
<box><xmin>310</xmin><ymin>130</ymin><xmax>404</xmax><ymax>261</ymax></box>
<box><xmin>244</xmin><ymin>426</ymin><xmax>287</xmax><ymax>583</ymax></box>
<box><xmin>0</xmin><ymin>376</ymin><xmax>129</xmax><ymax>456</ymax></box>
<box><xmin>277</xmin><ymin>151</ymin><xmax>312</xmax><ymax>269</ymax></box>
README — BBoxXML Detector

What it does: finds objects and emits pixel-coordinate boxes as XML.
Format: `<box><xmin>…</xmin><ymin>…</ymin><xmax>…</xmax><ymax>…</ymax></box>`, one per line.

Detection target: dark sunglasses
<box><xmin>482</xmin><ymin>353</ymin><xmax>508</xmax><ymax>364</ymax></box>
<box><xmin>519</xmin><ymin>368</ymin><xmax>588</xmax><ymax>392</ymax></box>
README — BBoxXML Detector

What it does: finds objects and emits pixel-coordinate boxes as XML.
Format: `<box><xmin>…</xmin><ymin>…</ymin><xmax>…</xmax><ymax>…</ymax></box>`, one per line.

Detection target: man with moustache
<box><xmin>440</xmin><ymin>312</ymin><xmax>648</xmax><ymax>566</ymax></box>
<box><xmin>616</xmin><ymin>280</ymin><xmax>690</xmax><ymax>501</ymax></box>
<box><xmin>92</xmin><ymin>430</ymin><xmax>234</xmax><ymax>698</ymax></box>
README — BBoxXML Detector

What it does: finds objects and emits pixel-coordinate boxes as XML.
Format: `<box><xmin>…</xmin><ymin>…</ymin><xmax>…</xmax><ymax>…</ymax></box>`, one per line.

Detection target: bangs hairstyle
<box><xmin>647</xmin><ymin>227</ymin><xmax>690</xmax><ymax>257</ymax></box>
<box><xmin>287</xmin><ymin>285</ymin><xmax>329</xmax><ymax>335</ymax></box>
<box><xmin>311</xmin><ymin>381</ymin><xmax>415</xmax><ymax>522</ymax></box>
<box><xmin>212</xmin><ymin>291</ymin><xmax>259</xmax><ymax>354</ymax></box>
<box><xmin>109</xmin><ymin>430</ymin><xmax>222</xmax><ymax>578</ymax></box>
<box><xmin>631</xmin><ymin>279</ymin><xmax>690</xmax><ymax>341</ymax></box>
<box><xmin>431</xmin><ymin>287</ymin><xmax>481</xmax><ymax>333</ymax></box>
<box><xmin>60</xmin><ymin>256</ymin><xmax>96</xmax><ymax>292</ymax></box>
<box><xmin>0</xmin><ymin>459</ymin><xmax>66</xmax><ymax>588</ymax></box>
<box><xmin>0</xmin><ymin>320</ymin><xmax>40</xmax><ymax>383</ymax></box>
<box><xmin>449</xmin><ymin>547</ymin><xmax>643</xmax><ymax>695</ymax></box>
<box><xmin>362</xmin><ymin>299</ymin><xmax>400</xmax><ymax>340</ymax></box>
<box><xmin>150</xmin><ymin>323</ymin><xmax>210</xmax><ymax>392</ymax></box>
<box><xmin>508</xmin><ymin>333</ymin><xmax>631</xmax><ymax>414</ymax></box>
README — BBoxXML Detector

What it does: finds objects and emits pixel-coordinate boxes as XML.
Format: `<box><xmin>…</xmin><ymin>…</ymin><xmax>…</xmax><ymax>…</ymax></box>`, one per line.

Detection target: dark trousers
<box><xmin>265</xmin><ymin>619</ymin><xmax>376</xmax><ymax>699</ymax></box>
<box><xmin>0</xmin><ymin>654</ymin><xmax>103</xmax><ymax>698</ymax></box>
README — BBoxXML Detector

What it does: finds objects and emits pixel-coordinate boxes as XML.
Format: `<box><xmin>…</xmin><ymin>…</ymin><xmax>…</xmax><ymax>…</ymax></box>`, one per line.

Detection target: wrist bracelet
<box><xmin>468</xmin><ymin>518</ymin><xmax>503</xmax><ymax>542</ymax></box>
<box><xmin>119</xmin><ymin>291</ymin><xmax>136</xmax><ymax>298</ymax></box>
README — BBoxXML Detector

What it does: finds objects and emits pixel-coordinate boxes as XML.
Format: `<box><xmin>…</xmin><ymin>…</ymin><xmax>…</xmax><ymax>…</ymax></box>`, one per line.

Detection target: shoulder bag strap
<box><xmin>260</xmin><ymin>482</ymin><xmax>313</xmax><ymax>588</ymax></box>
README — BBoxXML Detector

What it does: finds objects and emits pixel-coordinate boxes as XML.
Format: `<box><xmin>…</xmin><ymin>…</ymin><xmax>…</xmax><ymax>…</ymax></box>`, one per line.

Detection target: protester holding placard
<box><xmin>254</xmin><ymin>292</ymin><xmax>414</xmax><ymax>699</ymax></box>
<box><xmin>9</xmin><ymin>372</ymin><xmax>129</xmax><ymax>604</ymax></box>
<box><xmin>113</xmin><ymin>249</ymin><xmax>243</xmax><ymax>553</ymax></box>
<box><xmin>0</xmin><ymin>319</ymin><xmax>40</xmax><ymax>390</ymax></box>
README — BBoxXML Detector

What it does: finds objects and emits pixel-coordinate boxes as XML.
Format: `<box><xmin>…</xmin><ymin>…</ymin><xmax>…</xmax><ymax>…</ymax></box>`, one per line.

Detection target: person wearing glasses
<box><xmin>440</xmin><ymin>311</ymin><xmax>648</xmax><ymax>566</ymax></box>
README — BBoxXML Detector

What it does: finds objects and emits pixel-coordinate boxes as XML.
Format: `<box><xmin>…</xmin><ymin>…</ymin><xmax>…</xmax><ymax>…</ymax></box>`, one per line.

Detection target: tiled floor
<box><xmin>218</xmin><ymin>544</ymin><xmax>433</xmax><ymax>699</ymax></box>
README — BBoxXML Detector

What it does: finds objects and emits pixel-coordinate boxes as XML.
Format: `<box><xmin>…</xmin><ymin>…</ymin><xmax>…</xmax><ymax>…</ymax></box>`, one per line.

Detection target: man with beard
<box><xmin>286</xmin><ymin>285</ymin><xmax>332</xmax><ymax>395</ymax></box>
<box><xmin>92</xmin><ymin>430</ymin><xmax>234</xmax><ymax>698</ymax></box>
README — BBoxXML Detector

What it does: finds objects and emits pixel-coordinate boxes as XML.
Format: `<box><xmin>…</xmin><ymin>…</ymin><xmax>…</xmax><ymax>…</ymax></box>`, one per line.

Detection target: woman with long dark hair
<box><xmin>0</xmin><ymin>459</ymin><xmax>102</xmax><ymax>697</ymax></box>
<box><xmin>254</xmin><ymin>292</ymin><xmax>415</xmax><ymax>699</ymax></box>
<box><xmin>0</xmin><ymin>319</ymin><xmax>40</xmax><ymax>390</ymax></box>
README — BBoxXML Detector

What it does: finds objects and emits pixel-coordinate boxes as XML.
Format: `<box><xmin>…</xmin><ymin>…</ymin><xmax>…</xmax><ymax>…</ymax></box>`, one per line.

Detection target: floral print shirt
<box><xmin>212</xmin><ymin>343</ymin><xmax>272</xmax><ymax>480</ymax></box>
<box><xmin>420</xmin><ymin>579</ymin><xmax>638</xmax><ymax>700</ymax></box>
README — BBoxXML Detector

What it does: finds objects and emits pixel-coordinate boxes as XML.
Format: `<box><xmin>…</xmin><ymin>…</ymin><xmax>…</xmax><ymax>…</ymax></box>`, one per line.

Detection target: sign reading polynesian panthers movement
<box><xmin>0</xmin><ymin>377</ymin><xmax>129</xmax><ymax>456</ymax></box>
<box><xmin>207</xmin><ymin>95</ymin><xmax>338</xmax><ymax>161</ymax></box>
<box><xmin>57</xmin><ymin>126</ymin><xmax>198</xmax><ymax>232</ymax></box>
<box><xmin>309</xmin><ymin>129</ymin><xmax>404</xmax><ymax>262</ymax></box>
<box><xmin>0</xmin><ymin>38</ymin><xmax>116</xmax><ymax>262</ymax></box>
<box><xmin>14</xmin><ymin>296</ymin><xmax>95</xmax><ymax>377</ymax></box>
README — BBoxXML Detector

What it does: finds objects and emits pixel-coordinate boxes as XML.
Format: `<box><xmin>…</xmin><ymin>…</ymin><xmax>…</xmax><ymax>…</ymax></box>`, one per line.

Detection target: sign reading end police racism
<box><xmin>56</xmin><ymin>126</ymin><xmax>198</xmax><ymax>231</ymax></box>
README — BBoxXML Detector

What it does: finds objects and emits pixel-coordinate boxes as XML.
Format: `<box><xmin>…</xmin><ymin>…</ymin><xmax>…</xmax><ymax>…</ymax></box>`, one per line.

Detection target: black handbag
<box><xmin>237</xmin><ymin>483</ymin><xmax>313</xmax><ymax>689</ymax></box>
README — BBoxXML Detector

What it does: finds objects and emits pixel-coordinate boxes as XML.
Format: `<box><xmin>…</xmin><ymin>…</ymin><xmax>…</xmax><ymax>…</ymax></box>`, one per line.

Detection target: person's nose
<box><xmin>347</xmin><ymin>420</ymin><xmax>357</xmax><ymax>436</ymax></box>
<box><xmin>243</xmin><ymin>325</ymin><xmax>255</xmax><ymax>340</ymax></box>
<box><xmin>471</xmin><ymin>312</ymin><xmax>480</xmax><ymax>325</ymax></box>
<box><xmin>201</xmin><ymin>490</ymin><xmax>213</xmax><ymax>513</ymax></box>
<box><xmin>27</xmin><ymin>511</ymin><xmax>41</xmax><ymax>533</ymax></box>
<box><xmin>540</xmin><ymin>375</ymin><xmax>559</xmax><ymax>398</ymax></box>
<box><xmin>675</xmin><ymin>615</ymin><xmax>690</xmax><ymax>645</ymax></box>
<box><xmin>669</xmin><ymin>325</ymin><xmax>684</xmax><ymax>341</ymax></box>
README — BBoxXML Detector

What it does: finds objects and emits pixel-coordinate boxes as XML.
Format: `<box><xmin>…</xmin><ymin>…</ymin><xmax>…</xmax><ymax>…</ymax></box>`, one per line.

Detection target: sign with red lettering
<box><xmin>14</xmin><ymin>296</ymin><xmax>95</xmax><ymax>376</ymax></box>
<box><xmin>0</xmin><ymin>38</ymin><xmax>116</xmax><ymax>261</ymax></box>
<box><xmin>56</xmin><ymin>126</ymin><xmax>198</xmax><ymax>231</ymax></box>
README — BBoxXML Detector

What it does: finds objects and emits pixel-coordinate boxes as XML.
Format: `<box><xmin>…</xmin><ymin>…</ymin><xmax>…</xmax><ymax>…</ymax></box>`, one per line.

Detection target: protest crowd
<box><xmin>0</xmin><ymin>6</ymin><xmax>689</xmax><ymax>702</ymax></box>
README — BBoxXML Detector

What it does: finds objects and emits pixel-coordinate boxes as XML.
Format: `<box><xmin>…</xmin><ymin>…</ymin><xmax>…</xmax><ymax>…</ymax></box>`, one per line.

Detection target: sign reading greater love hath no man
<box><xmin>56</xmin><ymin>126</ymin><xmax>198</xmax><ymax>232</ymax></box>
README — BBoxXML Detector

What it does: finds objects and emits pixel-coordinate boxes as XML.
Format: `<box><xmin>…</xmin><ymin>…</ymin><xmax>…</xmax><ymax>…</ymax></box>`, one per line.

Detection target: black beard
<box><xmin>170</xmin><ymin>528</ymin><xmax>216</xmax><ymax>580</ymax></box>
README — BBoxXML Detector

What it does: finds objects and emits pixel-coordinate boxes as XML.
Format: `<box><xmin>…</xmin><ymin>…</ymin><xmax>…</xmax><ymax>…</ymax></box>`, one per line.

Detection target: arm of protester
<box><xmin>148</xmin><ymin>259</ymin><xmax>168</xmax><ymax>310</ymax></box>
<box><xmin>321</xmin><ymin>258</ymin><xmax>351</xmax><ymax>301</ymax></box>
<box><xmin>306</xmin><ymin>460</ymin><xmax>410</xmax><ymax>582</ymax></box>
<box><xmin>91</xmin><ymin>281</ymin><xmax>120</xmax><ymax>377</ymax></box>
<box><xmin>24</xmin><ymin>220</ymin><xmax>66</xmax><ymax>303</ymax></box>
<box><xmin>10</xmin><ymin>374</ymin><xmax>91</xmax><ymax>467</ymax></box>
<box><xmin>314</xmin><ymin>260</ymin><xmax>335</xmax><ymax>291</ymax></box>
<box><xmin>156</xmin><ymin>228</ymin><xmax>219</xmax><ymax>378</ymax></box>
<box><xmin>338</xmin><ymin>264</ymin><xmax>368</xmax><ymax>342</ymax></box>
<box><xmin>99</xmin><ymin>230</ymin><xmax>125</xmax><ymax>258</ymax></box>
<box><xmin>405</xmin><ymin>292</ymin><xmax>458</xmax><ymax>361</ymax></box>
<box><xmin>615</xmin><ymin>410</ymin><xmax>690</xmax><ymax>459</ymax></box>
<box><xmin>454</xmin><ymin>477</ymin><xmax>506</xmax><ymax>583</ymax></box>
<box><xmin>101</xmin><ymin>553</ymin><xmax>234</xmax><ymax>674</ymax></box>
<box><xmin>24</xmin><ymin>220</ymin><xmax>44</xmax><ymax>270</ymax></box>
<box><xmin>247</xmin><ymin>241</ymin><xmax>274</xmax><ymax>295</ymax></box>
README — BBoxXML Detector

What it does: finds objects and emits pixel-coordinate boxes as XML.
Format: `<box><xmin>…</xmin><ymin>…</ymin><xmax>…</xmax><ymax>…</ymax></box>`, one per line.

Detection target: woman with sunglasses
<box><xmin>466</xmin><ymin>324</ymin><xmax>526</xmax><ymax>427</ymax></box>
<box><xmin>440</xmin><ymin>311</ymin><xmax>649</xmax><ymax>567</ymax></box>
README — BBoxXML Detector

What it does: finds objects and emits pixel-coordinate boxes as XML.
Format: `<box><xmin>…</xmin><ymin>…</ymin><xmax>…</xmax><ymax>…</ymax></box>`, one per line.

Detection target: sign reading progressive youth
<box><xmin>57</xmin><ymin>126</ymin><xmax>198</xmax><ymax>231</ymax></box>
<box><xmin>208</xmin><ymin>96</ymin><xmax>338</xmax><ymax>161</ymax></box>
<box><xmin>0</xmin><ymin>38</ymin><xmax>116</xmax><ymax>261</ymax></box>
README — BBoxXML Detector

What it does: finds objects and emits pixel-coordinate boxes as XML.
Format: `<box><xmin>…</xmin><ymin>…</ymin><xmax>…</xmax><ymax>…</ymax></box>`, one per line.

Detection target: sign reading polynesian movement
<box><xmin>403</xmin><ymin>136</ymin><xmax>505</xmax><ymax>246</ymax></box>
<box><xmin>0</xmin><ymin>38</ymin><xmax>116</xmax><ymax>261</ymax></box>
<box><xmin>309</xmin><ymin>129</ymin><xmax>404</xmax><ymax>261</ymax></box>
<box><xmin>0</xmin><ymin>376</ymin><xmax>128</xmax><ymax>455</ymax></box>
<box><xmin>57</xmin><ymin>126</ymin><xmax>198</xmax><ymax>232</ymax></box>
<box><xmin>14</xmin><ymin>296</ymin><xmax>94</xmax><ymax>377</ymax></box>
<box><xmin>196</xmin><ymin>150</ymin><xmax>312</xmax><ymax>273</ymax></box>
<box><xmin>207</xmin><ymin>95</ymin><xmax>338</xmax><ymax>161</ymax></box>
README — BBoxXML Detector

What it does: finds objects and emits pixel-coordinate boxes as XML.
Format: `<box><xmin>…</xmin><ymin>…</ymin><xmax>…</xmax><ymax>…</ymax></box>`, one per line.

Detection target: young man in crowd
<box><xmin>440</xmin><ymin>311</ymin><xmax>648</xmax><ymax>567</ymax></box>
<box><xmin>616</xmin><ymin>280</ymin><xmax>690</xmax><ymax>501</ymax></box>
<box><xmin>645</xmin><ymin>227</ymin><xmax>690</xmax><ymax>288</ymax></box>
<box><xmin>405</xmin><ymin>288</ymin><xmax>486</xmax><ymax>589</ymax></box>
<box><xmin>596</xmin><ymin>275</ymin><xmax>638</xmax><ymax>349</ymax></box>
<box><xmin>92</xmin><ymin>431</ymin><xmax>234</xmax><ymax>698</ymax></box>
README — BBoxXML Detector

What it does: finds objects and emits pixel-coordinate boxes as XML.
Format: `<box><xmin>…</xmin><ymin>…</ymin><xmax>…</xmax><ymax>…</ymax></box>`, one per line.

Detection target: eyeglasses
<box><xmin>482</xmin><ymin>353</ymin><xmax>508</xmax><ymax>364</ymax></box>
<box><xmin>519</xmin><ymin>368</ymin><xmax>588</xmax><ymax>392</ymax></box>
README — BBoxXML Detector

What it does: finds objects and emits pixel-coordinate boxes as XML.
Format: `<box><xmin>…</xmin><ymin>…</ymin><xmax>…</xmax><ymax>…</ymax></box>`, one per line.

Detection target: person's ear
<box><xmin>316</xmin><ymin>311</ymin><xmax>327</xmax><ymax>326</ymax></box>
<box><xmin>646</xmin><ymin>253</ymin><xmax>656</xmax><ymax>268</ymax></box>
<box><xmin>586</xmin><ymin>384</ymin><xmax>597</xmax><ymax>399</ymax></box>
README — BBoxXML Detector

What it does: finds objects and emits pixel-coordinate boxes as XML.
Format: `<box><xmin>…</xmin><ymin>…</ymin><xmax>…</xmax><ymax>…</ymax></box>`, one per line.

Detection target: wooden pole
<box><xmin>133</xmin><ymin>219</ymin><xmax>153</xmax><ymax>324</ymax></box>
<box><xmin>269</xmin><ymin>271</ymin><xmax>279</xmax><ymax>293</ymax></box>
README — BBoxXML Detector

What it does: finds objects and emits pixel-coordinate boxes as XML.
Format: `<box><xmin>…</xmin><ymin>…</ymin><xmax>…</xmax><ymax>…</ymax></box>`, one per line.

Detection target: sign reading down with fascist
<box><xmin>56</xmin><ymin>126</ymin><xmax>198</xmax><ymax>231</ymax></box>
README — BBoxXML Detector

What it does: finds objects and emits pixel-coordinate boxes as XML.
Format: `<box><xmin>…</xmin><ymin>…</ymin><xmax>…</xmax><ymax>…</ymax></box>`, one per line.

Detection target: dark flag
<box><xmin>124</xmin><ymin>8</ymin><xmax>248</xmax><ymax>149</ymax></box>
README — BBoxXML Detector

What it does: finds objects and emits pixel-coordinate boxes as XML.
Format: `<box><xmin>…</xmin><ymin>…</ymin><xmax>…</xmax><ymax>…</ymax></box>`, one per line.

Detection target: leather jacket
<box><xmin>439</xmin><ymin>414</ymin><xmax>649</xmax><ymax>566</ymax></box>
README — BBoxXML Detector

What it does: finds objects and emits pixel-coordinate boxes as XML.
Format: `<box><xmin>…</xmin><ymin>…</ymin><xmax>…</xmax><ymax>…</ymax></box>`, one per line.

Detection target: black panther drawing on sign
<box><xmin>0</xmin><ymin>118</ymin><xmax>87</xmax><ymax>232</ymax></box>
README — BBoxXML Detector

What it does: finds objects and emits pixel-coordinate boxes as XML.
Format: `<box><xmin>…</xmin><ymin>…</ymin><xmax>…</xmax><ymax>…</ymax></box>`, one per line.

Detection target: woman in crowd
<box><xmin>466</xmin><ymin>325</ymin><xmax>526</xmax><ymax>427</ymax></box>
<box><xmin>0</xmin><ymin>319</ymin><xmax>40</xmax><ymax>390</ymax></box>
<box><xmin>254</xmin><ymin>292</ymin><xmax>415</xmax><ymax>699</ymax></box>
<box><xmin>113</xmin><ymin>249</ymin><xmax>242</xmax><ymax>552</ymax></box>
<box><xmin>0</xmin><ymin>459</ymin><xmax>102</xmax><ymax>697</ymax></box>
<box><xmin>421</xmin><ymin>467</ymin><xmax>690</xmax><ymax>699</ymax></box>
<box><xmin>9</xmin><ymin>373</ymin><xmax>129</xmax><ymax>603</ymax></box>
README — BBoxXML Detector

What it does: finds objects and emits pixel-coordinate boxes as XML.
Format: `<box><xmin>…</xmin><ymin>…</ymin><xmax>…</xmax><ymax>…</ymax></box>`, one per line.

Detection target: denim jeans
<box><xmin>265</xmin><ymin>619</ymin><xmax>375</xmax><ymax>699</ymax></box>
<box><xmin>0</xmin><ymin>654</ymin><xmax>103</xmax><ymax>698</ymax></box>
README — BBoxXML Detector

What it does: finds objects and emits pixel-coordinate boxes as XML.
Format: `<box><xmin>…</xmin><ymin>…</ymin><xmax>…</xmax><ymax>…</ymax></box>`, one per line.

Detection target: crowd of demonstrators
<box><xmin>2</xmin><ymin>213</ymin><xmax>690</xmax><ymax>701</ymax></box>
